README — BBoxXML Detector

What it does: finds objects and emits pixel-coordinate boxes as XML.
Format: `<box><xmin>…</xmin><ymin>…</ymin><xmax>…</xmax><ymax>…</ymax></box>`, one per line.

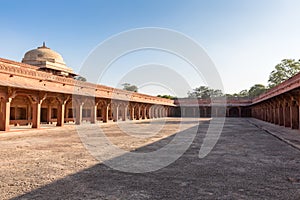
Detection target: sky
<box><xmin>1</xmin><ymin>0</ymin><xmax>300</xmax><ymax>97</ymax></box>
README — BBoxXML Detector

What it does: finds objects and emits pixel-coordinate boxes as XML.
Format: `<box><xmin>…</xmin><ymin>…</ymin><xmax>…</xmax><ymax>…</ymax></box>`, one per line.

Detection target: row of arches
<box><xmin>252</xmin><ymin>94</ymin><xmax>300</xmax><ymax>129</ymax></box>
<box><xmin>0</xmin><ymin>88</ymin><xmax>175</xmax><ymax>131</ymax></box>
<box><xmin>175</xmin><ymin>106</ymin><xmax>251</xmax><ymax>118</ymax></box>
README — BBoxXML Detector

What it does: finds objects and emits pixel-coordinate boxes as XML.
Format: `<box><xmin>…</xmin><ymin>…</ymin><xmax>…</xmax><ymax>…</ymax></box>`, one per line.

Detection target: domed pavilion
<box><xmin>22</xmin><ymin>42</ymin><xmax>76</xmax><ymax>78</ymax></box>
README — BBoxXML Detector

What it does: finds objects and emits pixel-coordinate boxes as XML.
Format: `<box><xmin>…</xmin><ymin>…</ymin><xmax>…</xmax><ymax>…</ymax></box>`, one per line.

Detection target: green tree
<box><xmin>157</xmin><ymin>95</ymin><xmax>176</xmax><ymax>100</ymax></box>
<box><xmin>248</xmin><ymin>84</ymin><xmax>266</xmax><ymax>97</ymax></box>
<box><xmin>188</xmin><ymin>86</ymin><xmax>223</xmax><ymax>98</ymax></box>
<box><xmin>122</xmin><ymin>83</ymin><xmax>138</xmax><ymax>92</ymax></box>
<box><xmin>238</xmin><ymin>89</ymin><xmax>249</xmax><ymax>97</ymax></box>
<box><xmin>268</xmin><ymin>59</ymin><xmax>300</xmax><ymax>88</ymax></box>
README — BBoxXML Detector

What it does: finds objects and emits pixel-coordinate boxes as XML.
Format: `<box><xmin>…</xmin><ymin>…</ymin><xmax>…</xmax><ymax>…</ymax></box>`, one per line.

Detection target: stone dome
<box><xmin>22</xmin><ymin>42</ymin><xmax>76</xmax><ymax>77</ymax></box>
<box><xmin>22</xmin><ymin>42</ymin><xmax>65</xmax><ymax>65</ymax></box>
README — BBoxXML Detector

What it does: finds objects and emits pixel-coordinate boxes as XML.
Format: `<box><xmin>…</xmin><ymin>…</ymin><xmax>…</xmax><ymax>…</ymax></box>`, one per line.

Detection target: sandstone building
<box><xmin>0</xmin><ymin>44</ymin><xmax>299</xmax><ymax>131</ymax></box>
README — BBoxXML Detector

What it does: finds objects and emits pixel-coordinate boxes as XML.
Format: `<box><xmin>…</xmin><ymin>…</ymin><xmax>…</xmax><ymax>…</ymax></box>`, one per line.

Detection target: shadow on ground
<box><xmin>13</xmin><ymin>118</ymin><xmax>300</xmax><ymax>200</ymax></box>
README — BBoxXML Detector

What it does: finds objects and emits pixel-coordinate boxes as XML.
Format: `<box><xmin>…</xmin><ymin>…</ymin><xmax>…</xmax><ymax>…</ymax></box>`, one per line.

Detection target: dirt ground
<box><xmin>1</xmin><ymin>118</ymin><xmax>300</xmax><ymax>199</ymax></box>
<box><xmin>0</xmin><ymin>118</ymin><xmax>202</xmax><ymax>200</ymax></box>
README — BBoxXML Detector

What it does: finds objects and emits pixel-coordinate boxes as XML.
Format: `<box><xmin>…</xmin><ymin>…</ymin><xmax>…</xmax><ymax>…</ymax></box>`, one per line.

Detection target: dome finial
<box><xmin>42</xmin><ymin>41</ymin><xmax>46</xmax><ymax>47</ymax></box>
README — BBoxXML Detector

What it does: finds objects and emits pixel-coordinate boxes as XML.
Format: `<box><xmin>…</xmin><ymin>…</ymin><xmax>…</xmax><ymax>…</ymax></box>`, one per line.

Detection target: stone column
<box><xmin>102</xmin><ymin>105</ymin><xmax>108</xmax><ymax>123</ymax></box>
<box><xmin>75</xmin><ymin>102</ymin><xmax>83</xmax><ymax>125</ymax></box>
<box><xmin>113</xmin><ymin>104</ymin><xmax>119</xmax><ymax>122</ymax></box>
<box><xmin>142</xmin><ymin>106</ymin><xmax>146</xmax><ymax>119</ymax></box>
<box><xmin>57</xmin><ymin>103</ymin><xmax>65</xmax><ymax>126</ymax></box>
<box><xmin>280</xmin><ymin>104</ymin><xmax>285</xmax><ymax>126</ymax></box>
<box><xmin>270</xmin><ymin>105</ymin><xmax>274</xmax><ymax>123</ymax></box>
<box><xmin>108</xmin><ymin>107</ymin><xmax>112</xmax><ymax>120</ymax></box>
<box><xmin>136</xmin><ymin>106</ymin><xmax>140</xmax><ymax>120</ymax></box>
<box><xmin>148</xmin><ymin>106</ymin><xmax>152</xmax><ymax>119</ymax></box>
<box><xmin>122</xmin><ymin>106</ymin><xmax>127</xmax><ymax>121</ymax></box>
<box><xmin>152</xmin><ymin>106</ymin><xmax>156</xmax><ymax>118</ymax></box>
<box><xmin>157</xmin><ymin>107</ymin><xmax>161</xmax><ymax>118</ymax></box>
<box><xmin>146</xmin><ymin>106</ymin><xmax>150</xmax><ymax>119</ymax></box>
<box><xmin>32</xmin><ymin>101</ymin><xmax>42</xmax><ymax>128</ymax></box>
<box><xmin>130</xmin><ymin>106</ymin><xmax>135</xmax><ymax>120</ymax></box>
<box><xmin>0</xmin><ymin>97</ymin><xmax>11</xmax><ymax>131</ymax></box>
<box><xmin>65</xmin><ymin>106</ymin><xmax>69</xmax><ymax>122</ymax></box>
<box><xmin>291</xmin><ymin>99</ymin><xmax>299</xmax><ymax>129</ymax></box>
<box><xmin>91</xmin><ymin>103</ymin><xmax>98</xmax><ymax>124</ymax></box>
<box><xmin>278</xmin><ymin>105</ymin><xmax>283</xmax><ymax>126</ymax></box>
<box><xmin>284</xmin><ymin>103</ymin><xmax>291</xmax><ymax>128</ymax></box>
<box><xmin>154</xmin><ymin>107</ymin><xmax>157</xmax><ymax>118</ymax></box>
<box><xmin>47</xmin><ymin>105</ymin><xmax>52</xmax><ymax>124</ymax></box>
<box><xmin>275</xmin><ymin>105</ymin><xmax>279</xmax><ymax>125</ymax></box>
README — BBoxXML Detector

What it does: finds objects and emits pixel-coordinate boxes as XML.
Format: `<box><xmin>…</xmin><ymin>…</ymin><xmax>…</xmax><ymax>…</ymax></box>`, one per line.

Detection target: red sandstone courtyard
<box><xmin>0</xmin><ymin>39</ymin><xmax>300</xmax><ymax>200</ymax></box>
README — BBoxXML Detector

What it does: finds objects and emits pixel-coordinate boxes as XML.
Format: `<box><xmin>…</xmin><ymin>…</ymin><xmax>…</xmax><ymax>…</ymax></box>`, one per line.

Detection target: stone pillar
<box><xmin>278</xmin><ymin>106</ymin><xmax>283</xmax><ymax>126</ymax></box>
<box><xmin>275</xmin><ymin>105</ymin><xmax>279</xmax><ymax>125</ymax></box>
<box><xmin>91</xmin><ymin>104</ymin><xmax>97</xmax><ymax>124</ymax></box>
<box><xmin>27</xmin><ymin>104</ymin><xmax>31</xmax><ymax>121</ymax></box>
<box><xmin>291</xmin><ymin>101</ymin><xmax>299</xmax><ymax>129</ymax></box>
<box><xmin>152</xmin><ymin>107</ymin><xmax>156</xmax><ymax>118</ymax></box>
<box><xmin>148</xmin><ymin>107</ymin><xmax>152</xmax><ymax>119</ymax></box>
<box><xmin>284</xmin><ymin>103</ymin><xmax>291</xmax><ymax>128</ymax></box>
<box><xmin>165</xmin><ymin>107</ymin><xmax>168</xmax><ymax>117</ymax></box>
<box><xmin>57</xmin><ymin>103</ymin><xmax>65</xmax><ymax>126</ymax></box>
<box><xmin>102</xmin><ymin>105</ymin><xmax>108</xmax><ymax>123</ymax></box>
<box><xmin>113</xmin><ymin>105</ymin><xmax>119</xmax><ymax>122</ymax></box>
<box><xmin>157</xmin><ymin>107</ymin><xmax>160</xmax><ymax>118</ymax></box>
<box><xmin>108</xmin><ymin>107</ymin><xmax>112</xmax><ymax>120</ymax></box>
<box><xmin>147</xmin><ymin>106</ymin><xmax>150</xmax><ymax>119</ymax></box>
<box><xmin>155</xmin><ymin>106</ymin><xmax>158</xmax><ymax>118</ymax></box>
<box><xmin>65</xmin><ymin>106</ymin><xmax>69</xmax><ymax>122</ymax></box>
<box><xmin>142</xmin><ymin>107</ymin><xmax>146</xmax><ymax>119</ymax></box>
<box><xmin>270</xmin><ymin>105</ymin><xmax>274</xmax><ymax>123</ymax></box>
<box><xmin>136</xmin><ymin>106</ymin><xmax>140</xmax><ymax>120</ymax></box>
<box><xmin>266</xmin><ymin>105</ymin><xmax>270</xmax><ymax>122</ymax></box>
<box><xmin>130</xmin><ymin>106</ymin><xmax>135</xmax><ymax>120</ymax></box>
<box><xmin>147</xmin><ymin>106</ymin><xmax>151</xmax><ymax>119</ymax></box>
<box><xmin>122</xmin><ymin>106</ymin><xmax>127</xmax><ymax>121</ymax></box>
<box><xmin>32</xmin><ymin>101</ymin><xmax>42</xmax><ymax>128</ymax></box>
<box><xmin>47</xmin><ymin>105</ymin><xmax>52</xmax><ymax>124</ymax></box>
<box><xmin>75</xmin><ymin>103</ymin><xmax>83</xmax><ymax>125</ymax></box>
<box><xmin>0</xmin><ymin>97</ymin><xmax>11</xmax><ymax>131</ymax></box>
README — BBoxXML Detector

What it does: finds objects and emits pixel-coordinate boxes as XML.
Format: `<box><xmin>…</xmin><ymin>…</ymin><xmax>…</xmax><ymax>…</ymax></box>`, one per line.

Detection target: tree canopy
<box><xmin>248</xmin><ymin>84</ymin><xmax>266</xmax><ymax>97</ymax></box>
<box><xmin>187</xmin><ymin>86</ymin><xmax>223</xmax><ymax>98</ymax></box>
<box><xmin>122</xmin><ymin>83</ymin><xmax>138</xmax><ymax>92</ymax></box>
<box><xmin>268</xmin><ymin>59</ymin><xmax>300</xmax><ymax>88</ymax></box>
<box><xmin>157</xmin><ymin>95</ymin><xmax>176</xmax><ymax>100</ymax></box>
<box><xmin>225</xmin><ymin>84</ymin><xmax>266</xmax><ymax>98</ymax></box>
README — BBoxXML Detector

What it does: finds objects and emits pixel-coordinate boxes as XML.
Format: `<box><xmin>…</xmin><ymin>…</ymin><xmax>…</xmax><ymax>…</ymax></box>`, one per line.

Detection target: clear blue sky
<box><xmin>1</xmin><ymin>0</ymin><xmax>300</xmax><ymax>96</ymax></box>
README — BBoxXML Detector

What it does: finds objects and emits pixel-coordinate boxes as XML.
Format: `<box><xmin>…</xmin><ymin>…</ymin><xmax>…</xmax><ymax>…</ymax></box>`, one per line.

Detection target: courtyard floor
<box><xmin>0</xmin><ymin>118</ymin><xmax>300</xmax><ymax>199</ymax></box>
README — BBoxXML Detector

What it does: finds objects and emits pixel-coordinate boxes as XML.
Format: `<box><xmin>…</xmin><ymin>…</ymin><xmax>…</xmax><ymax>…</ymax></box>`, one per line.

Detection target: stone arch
<box><xmin>40</xmin><ymin>96</ymin><xmax>60</xmax><ymax>124</ymax></box>
<box><xmin>10</xmin><ymin>94</ymin><xmax>32</xmax><ymax>126</ymax></box>
<box><xmin>228</xmin><ymin>107</ymin><xmax>239</xmax><ymax>117</ymax></box>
